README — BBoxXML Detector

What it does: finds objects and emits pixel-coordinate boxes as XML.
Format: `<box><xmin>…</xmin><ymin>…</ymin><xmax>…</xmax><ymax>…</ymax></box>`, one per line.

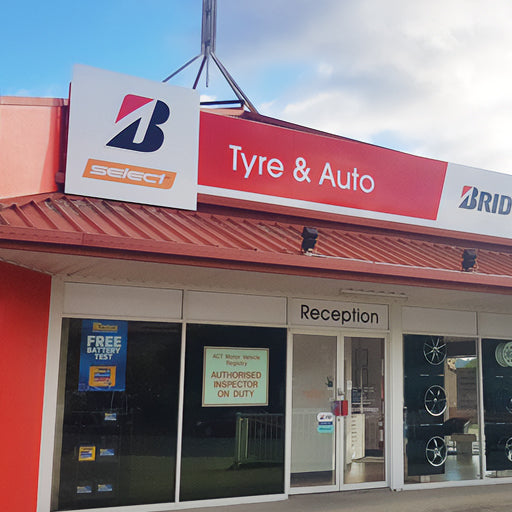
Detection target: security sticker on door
<box><xmin>317</xmin><ymin>412</ymin><xmax>334</xmax><ymax>424</ymax></box>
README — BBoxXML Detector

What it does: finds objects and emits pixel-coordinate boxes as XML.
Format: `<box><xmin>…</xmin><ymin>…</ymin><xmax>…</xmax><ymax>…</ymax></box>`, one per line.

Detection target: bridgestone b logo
<box><xmin>107</xmin><ymin>94</ymin><xmax>170</xmax><ymax>153</ymax></box>
<box><xmin>459</xmin><ymin>186</ymin><xmax>512</xmax><ymax>215</ymax></box>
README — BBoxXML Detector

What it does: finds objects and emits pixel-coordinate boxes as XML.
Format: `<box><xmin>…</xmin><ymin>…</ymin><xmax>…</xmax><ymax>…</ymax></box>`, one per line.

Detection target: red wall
<box><xmin>0</xmin><ymin>97</ymin><xmax>65</xmax><ymax>200</ymax></box>
<box><xmin>0</xmin><ymin>261</ymin><xmax>51</xmax><ymax>512</ymax></box>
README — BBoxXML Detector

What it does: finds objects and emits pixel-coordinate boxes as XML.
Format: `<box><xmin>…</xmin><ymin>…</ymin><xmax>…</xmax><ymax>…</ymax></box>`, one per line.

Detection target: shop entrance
<box><xmin>290</xmin><ymin>333</ymin><xmax>386</xmax><ymax>491</ymax></box>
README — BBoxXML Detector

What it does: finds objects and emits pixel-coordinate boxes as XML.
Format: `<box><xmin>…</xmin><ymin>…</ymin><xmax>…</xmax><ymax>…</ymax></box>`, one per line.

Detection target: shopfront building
<box><xmin>2</xmin><ymin>67</ymin><xmax>512</xmax><ymax>512</ymax></box>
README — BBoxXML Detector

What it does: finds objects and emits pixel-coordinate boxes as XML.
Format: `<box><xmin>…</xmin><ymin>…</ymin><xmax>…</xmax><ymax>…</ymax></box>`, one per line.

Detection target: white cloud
<box><xmin>199</xmin><ymin>94</ymin><xmax>217</xmax><ymax>103</ymax></box>
<box><xmin>218</xmin><ymin>0</ymin><xmax>512</xmax><ymax>173</ymax></box>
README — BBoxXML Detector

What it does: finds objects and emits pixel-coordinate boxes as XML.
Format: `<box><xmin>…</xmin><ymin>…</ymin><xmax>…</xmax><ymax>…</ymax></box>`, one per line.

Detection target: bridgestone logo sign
<box><xmin>459</xmin><ymin>186</ymin><xmax>512</xmax><ymax>215</ymax></box>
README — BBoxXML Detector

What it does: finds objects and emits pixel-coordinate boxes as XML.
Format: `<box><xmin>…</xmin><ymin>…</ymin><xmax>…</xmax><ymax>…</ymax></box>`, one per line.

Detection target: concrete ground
<box><xmin>189</xmin><ymin>484</ymin><xmax>512</xmax><ymax>512</ymax></box>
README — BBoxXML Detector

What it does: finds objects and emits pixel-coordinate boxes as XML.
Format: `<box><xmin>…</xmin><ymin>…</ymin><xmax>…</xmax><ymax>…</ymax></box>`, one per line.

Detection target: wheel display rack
<box><xmin>483</xmin><ymin>338</ymin><xmax>512</xmax><ymax>471</ymax></box>
<box><xmin>404</xmin><ymin>335</ymin><xmax>447</xmax><ymax>476</ymax></box>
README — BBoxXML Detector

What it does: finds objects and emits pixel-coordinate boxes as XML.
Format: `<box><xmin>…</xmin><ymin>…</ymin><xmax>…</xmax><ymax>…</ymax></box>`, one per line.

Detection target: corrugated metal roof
<box><xmin>2</xmin><ymin>192</ymin><xmax>512</xmax><ymax>291</ymax></box>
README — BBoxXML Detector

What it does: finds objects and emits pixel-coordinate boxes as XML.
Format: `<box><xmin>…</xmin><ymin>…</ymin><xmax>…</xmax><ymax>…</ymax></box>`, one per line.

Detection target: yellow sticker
<box><xmin>89</xmin><ymin>366</ymin><xmax>116</xmax><ymax>387</ymax></box>
<box><xmin>78</xmin><ymin>446</ymin><xmax>96</xmax><ymax>461</ymax></box>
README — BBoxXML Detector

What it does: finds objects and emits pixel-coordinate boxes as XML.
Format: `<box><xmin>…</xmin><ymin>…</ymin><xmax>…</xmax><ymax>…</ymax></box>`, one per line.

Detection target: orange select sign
<box><xmin>83</xmin><ymin>159</ymin><xmax>177</xmax><ymax>189</ymax></box>
<box><xmin>198</xmin><ymin>112</ymin><xmax>448</xmax><ymax>221</ymax></box>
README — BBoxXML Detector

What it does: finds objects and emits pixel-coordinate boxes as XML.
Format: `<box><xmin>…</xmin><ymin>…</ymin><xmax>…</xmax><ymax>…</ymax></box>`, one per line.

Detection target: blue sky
<box><xmin>1</xmin><ymin>1</ymin><xmax>201</xmax><ymax>97</ymax></box>
<box><xmin>2</xmin><ymin>0</ymin><xmax>512</xmax><ymax>174</ymax></box>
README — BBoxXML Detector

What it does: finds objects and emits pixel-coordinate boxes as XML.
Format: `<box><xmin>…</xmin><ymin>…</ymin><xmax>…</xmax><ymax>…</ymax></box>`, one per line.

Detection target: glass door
<box><xmin>290</xmin><ymin>334</ymin><xmax>386</xmax><ymax>491</ymax></box>
<box><xmin>343</xmin><ymin>337</ymin><xmax>386</xmax><ymax>485</ymax></box>
<box><xmin>291</xmin><ymin>334</ymin><xmax>339</xmax><ymax>489</ymax></box>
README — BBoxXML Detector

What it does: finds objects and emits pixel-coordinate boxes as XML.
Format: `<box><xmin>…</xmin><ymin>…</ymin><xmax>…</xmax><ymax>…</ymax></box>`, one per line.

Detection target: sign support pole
<box><xmin>163</xmin><ymin>0</ymin><xmax>258</xmax><ymax>113</ymax></box>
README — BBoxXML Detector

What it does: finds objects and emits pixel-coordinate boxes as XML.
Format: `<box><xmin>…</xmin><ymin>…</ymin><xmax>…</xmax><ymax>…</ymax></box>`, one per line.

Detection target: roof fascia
<box><xmin>2</xmin><ymin>232</ymin><xmax>512</xmax><ymax>295</ymax></box>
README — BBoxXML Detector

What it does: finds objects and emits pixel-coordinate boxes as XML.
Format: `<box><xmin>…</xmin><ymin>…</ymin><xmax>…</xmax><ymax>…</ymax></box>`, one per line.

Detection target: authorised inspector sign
<box><xmin>202</xmin><ymin>347</ymin><xmax>269</xmax><ymax>406</ymax></box>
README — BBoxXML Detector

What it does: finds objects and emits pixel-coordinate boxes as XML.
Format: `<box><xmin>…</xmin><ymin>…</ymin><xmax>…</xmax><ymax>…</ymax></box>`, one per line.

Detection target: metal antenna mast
<box><xmin>163</xmin><ymin>0</ymin><xmax>258</xmax><ymax>113</ymax></box>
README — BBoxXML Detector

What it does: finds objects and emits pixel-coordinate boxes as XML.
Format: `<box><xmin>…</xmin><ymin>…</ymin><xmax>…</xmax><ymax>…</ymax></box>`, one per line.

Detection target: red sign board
<box><xmin>198</xmin><ymin>112</ymin><xmax>447</xmax><ymax>220</ymax></box>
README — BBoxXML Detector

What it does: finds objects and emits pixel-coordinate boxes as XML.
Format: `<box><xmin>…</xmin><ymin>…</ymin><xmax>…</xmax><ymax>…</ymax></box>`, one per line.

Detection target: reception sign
<box><xmin>78</xmin><ymin>319</ymin><xmax>128</xmax><ymax>392</ymax></box>
<box><xmin>289</xmin><ymin>298</ymin><xmax>388</xmax><ymax>330</ymax></box>
<box><xmin>202</xmin><ymin>347</ymin><xmax>269</xmax><ymax>406</ymax></box>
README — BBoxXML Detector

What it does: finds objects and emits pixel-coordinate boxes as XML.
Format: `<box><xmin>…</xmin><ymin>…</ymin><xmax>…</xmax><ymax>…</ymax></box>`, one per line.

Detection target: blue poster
<box><xmin>78</xmin><ymin>319</ymin><xmax>128</xmax><ymax>391</ymax></box>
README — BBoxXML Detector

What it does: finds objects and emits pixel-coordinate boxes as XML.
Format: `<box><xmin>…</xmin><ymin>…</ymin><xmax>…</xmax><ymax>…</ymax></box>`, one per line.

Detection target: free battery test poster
<box><xmin>78</xmin><ymin>319</ymin><xmax>128</xmax><ymax>391</ymax></box>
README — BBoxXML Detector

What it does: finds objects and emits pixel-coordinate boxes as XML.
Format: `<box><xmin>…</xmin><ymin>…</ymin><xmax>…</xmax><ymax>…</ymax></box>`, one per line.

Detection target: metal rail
<box><xmin>234</xmin><ymin>412</ymin><xmax>284</xmax><ymax>467</ymax></box>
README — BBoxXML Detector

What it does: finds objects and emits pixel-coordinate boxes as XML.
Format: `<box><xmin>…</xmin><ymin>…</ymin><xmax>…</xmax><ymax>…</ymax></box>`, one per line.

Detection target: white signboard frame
<box><xmin>65</xmin><ymin>64</ymin><xmax>199</xmax><ymax>210</ymax></box>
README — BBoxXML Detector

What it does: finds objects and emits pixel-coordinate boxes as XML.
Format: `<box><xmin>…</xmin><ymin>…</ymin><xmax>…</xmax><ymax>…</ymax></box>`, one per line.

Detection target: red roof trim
<box><xmin>1</xmin><ymin>193</ymin><xmax>512</xmax><ymax>294</ymax></box>
<box><xmin>197</xmin><ymin>193</ymin><xmax>512</xmax><ymax>249</ymax></box>
<box><xmin>2</xmin><ymin>236</ymin><xmax>512</xmax><ymax>295</ymax></box>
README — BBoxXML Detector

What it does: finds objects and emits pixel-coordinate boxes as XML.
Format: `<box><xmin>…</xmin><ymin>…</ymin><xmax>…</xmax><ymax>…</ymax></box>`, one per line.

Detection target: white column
<box><xmin>388</xmin><ymin>301</ymin><xmax>405</xmax><ymax>490</ymax></box>
<box><xmin>37</xmin><ymin>277</ymin><xmax>65</xmax><ymax>512</ymax></box>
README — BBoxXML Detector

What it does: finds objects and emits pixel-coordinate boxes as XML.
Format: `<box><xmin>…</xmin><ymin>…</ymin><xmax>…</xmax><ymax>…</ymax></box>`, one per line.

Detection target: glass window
<box><xmin>53</xmin><ymin>319</ymin><xmax>182</xmax><ymax>510</ymax></box>
<box><xmin>403</xmin><ymin>335</ymin><xmax>480</xmax><ymax>483</ymax></box>
<box><xmin>180</xmin><ymin>324</ymin><xmax>287</xmax><ymax>501</ymax></box>
<box><xmin>482</xmin><ymin>338</ymin><xmax>512</xmax><ymax>477</ymax></box>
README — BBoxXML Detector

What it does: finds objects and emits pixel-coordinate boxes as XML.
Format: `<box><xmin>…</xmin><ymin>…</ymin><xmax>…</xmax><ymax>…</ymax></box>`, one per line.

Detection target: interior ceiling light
<box><xmin>301</xmin><ymin>227</ymin><xmax>318</xmax><ymax>254</ymax></box>
<box><xmin>461</xmin><ymin>248</ymin><xmax>477</xmax><ymax>272</ymax></box>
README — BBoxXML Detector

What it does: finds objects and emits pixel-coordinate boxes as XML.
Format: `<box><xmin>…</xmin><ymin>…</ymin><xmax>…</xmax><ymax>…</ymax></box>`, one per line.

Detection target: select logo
<box><xmin>83</xmin><ymin>159</ymin><xmax>176</xmax><ymax>189</ymax></box>
<box><xmin>92</xmin><ymin>322</ymin><xmax>119</xmax><ymax>333</ymax></box>
<box><xmin>458</xmin><ymin>185</ymin><xmax>512</xmax><ymax>215</ymax></box>
<box><xmin>106</xmin><ymin>94</ymin><xmax>170</xmax><ymax>153</ymax></box>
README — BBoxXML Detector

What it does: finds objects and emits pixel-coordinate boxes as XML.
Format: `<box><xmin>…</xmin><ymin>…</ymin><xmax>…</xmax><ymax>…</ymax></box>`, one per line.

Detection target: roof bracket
<box><xmin>162</xmin><ymin>0</ymin><xmax>258</xmax><ymax>113</ymax></box>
